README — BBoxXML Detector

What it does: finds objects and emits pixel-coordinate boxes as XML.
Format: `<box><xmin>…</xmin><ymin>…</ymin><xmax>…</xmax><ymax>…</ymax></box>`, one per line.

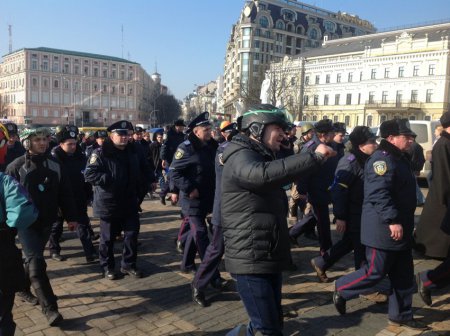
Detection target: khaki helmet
<box><xmin>301</xmin><ymin>122</ymin><xmax>314</xmax><ymax>135</ymax></box>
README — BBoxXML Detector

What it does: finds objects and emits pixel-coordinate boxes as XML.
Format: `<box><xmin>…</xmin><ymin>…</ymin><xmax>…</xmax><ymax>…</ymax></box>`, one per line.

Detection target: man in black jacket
<box><xmin>3</xmin><ymin>123</ymin><xmax>25</xmax><ymax>171</ymax></box>
<box><xmin>222</xmin><ymin>105</ymin><xmax>335</xmax><ymax>336</ymax></box>
<box><xmin>84</xmin><ymin>121</ymin><xmax>143</xmax><ymax>280</ymax></box>
<box><xmin>6</xmin><ymin>127</ymin><xmax>78</xmax><ymax>326</ymax></box>
<box><xmin>48</xmin><ymin>126</ymin><xmax>97</xmax><ymax>262</ymax></box>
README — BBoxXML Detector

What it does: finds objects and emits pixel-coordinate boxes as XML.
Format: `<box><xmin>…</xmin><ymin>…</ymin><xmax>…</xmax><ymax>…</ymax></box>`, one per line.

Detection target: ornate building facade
<box><xmin>0</xmin><ymin>47</ymin><xmax>158</xmax><ymax>126</ymax></box>
<box><xmin>270</xmin><ymin>22</ymin><xmax>450</xmax><ymax>127</ymax></box>
<box><xmin>221</xmin><ymin>0</ymin><xmax>375</xmax><ymax>116</ymax></box>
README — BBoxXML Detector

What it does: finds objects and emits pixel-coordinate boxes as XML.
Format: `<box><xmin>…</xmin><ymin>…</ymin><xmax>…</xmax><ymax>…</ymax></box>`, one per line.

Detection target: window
<box><xmin>371</xmin><ymin>69</ymin><xmax>376</xmax><ymax>79</ymax></box>
<box><xmin>120</xmin><ymin>71</ymin><xmax>125</xmax><ymax>80</ymax></box>
<box><xmin>84</xmin><ymin>66</ymin><xmax>89</xmax><ymax>76</ymax></box>
<box><xmin>413</xmin><ymin>65</ymin><xmax>419</xmax><ymax>76</ymax></box>
<box><xmin>94</xmin><ymin>68</ymin><xmax>98</xmax><ymax>77</ymax></box>
<box><xmin>382</xmin><ymin>91</ymin><xmax>388</xmax><ymax>103</ymax></box>
<box><xmin>290</xmin><ymin>77</ymin><xmax>296</xmax><ymax>86</ymax></box>
<box><xmin>128</xmin><ymin>72</ymin><xmax>133</xmax><ymax>80</ymax></box>
<box><xmin>326</xmin><ymin>74</ymin><xmax>330</xmax><ymax>83</ymax></box>
<box><xmin>74</xmin><ymin>65</ymin><xmax>79</xmax><ymax>75</ymax></box>
<box><xmin>367</xmin><ymin>115</ymin><xmax>373</xmax><ymax>127</ymax></box>
<box><xmin>259</xmin><ymin>16</ymin><xmax>269</xmax><ymax>28</ymax></box>
<box><xmin>324</xmin><ymin>94</ymin><xmax>329</xmax><ymax>105</ymax></box>
<box><xmin>360</xmin><ymin>71</ymin><xmax>363</xmax><ymax>81</ymax></box>
<box><xmin>103</xmin><ymin>70</ymin><xmax>107</xmax><ymax>78</ymax></box>
<box><xmin>344</xmin><ymin>116</ymin><xmax>350</xmax><ymax>126</ymax></box>
<box><xmin>396</xmin><ymin>90</ymin><xmax>403</xmax><ymax>105</ymax></box>
<box><xmin>315</xmin><ymin>75</ymin><xmax>320</xmax><ymax>84</ymax></box>
<box><xmin>411</xmin><ymin>90</ymin><xmax>418</xmax><ymax>103</ymax></box>
<box><xmin>43</xmin><ymin>79</ymin><xmax>48</xmax><ymax>88</ymax></box>
<box><xmin>313</xmin><ymin>95</ymin><xmax>319</xmax><ymax>105</ymax></box>
<box><xmin>368</xmin><ymin>92</ymin><xmax>375</xmax><ymax>104</ymax></box>
<box><xmin>309</xmin><ymin>28</ymin><xmax>318</xmax><ymax>40</ymax></box>
<box><xmin>32</xmin><ymin>78</ymin><xmax>37</xmax><ymax>87</ymax></box>
<box><xmin>54</xmin><ymin>80</ymin><xmax>59</xmax><ymax>88</ymax></box>
<box><xmin>333</xmin><ymin>115</ymin><xmax>339</xmax><ymax>122</ymax></box>
<box><xmin>32</xmin><ymin>60</ymin><xmax>38</xmax><ymax>70</ymax></box>
<box><xmin>398</xmin><ymin>66</ymin><xmax>404</xmax><ymax>77</ymax></box>
<box><xmin>346</xmin><ymin>93</ymin><xmax>352</xmax><ymax>105</ymax></box>
<box><xmin>337</xmin><ymin>73</ymin><xmax>341</xmax><ymax>83</ymax></box>
<box><xmin>428</xmin><ymin>64</ymin><xmax>435</xmax><ymax>75</ymax></box>
<box><xmin>380</xmin><ymin>115</ymin><xmax>387</xmax><ymax>123</ymax></box>
<box><xmin>276</xmin><ymin>21</ymin><xmax>284</xmax><ymax>30</ymax></box>
<box><xmin>335</xmin><ymin>94</ymin><xmax>340</xmax><ymax>105</ymax></box>
<box><xmin>52</xmin><ymin>63</ymin><xmax>59</xmax><ymax>72</ymax></box>
<box><xmin>303</xmin><ymin>95</ymin><xmax>309</xmax><ymax>106</ymax></box>
<box><xmin>348</xmin><ymin>72</ymin><xmax>353</xmax><ymax>82</ymax></box>
<box><xmin>42</xmin><ymin>61</ymin><xmax>49</xmax><ymax>71</ymax></box>
<box><xmin>243</xmin><ymin>27</ymin><xmax>251</xmax><ymax>36</ymax></box>
<box><xmin>305</xmin><ymin>76</ymin><xmax>309</xmax><ymax>85</ymax></box>
<box><xmin>384</xmin><ymin>68</ymin><xmax>390</xmax><ymax>78</ymax></box>
<box><xmin>426</xmin><ymin>89</ymin><xmax>433</xmax><ymax>103</ymax></box>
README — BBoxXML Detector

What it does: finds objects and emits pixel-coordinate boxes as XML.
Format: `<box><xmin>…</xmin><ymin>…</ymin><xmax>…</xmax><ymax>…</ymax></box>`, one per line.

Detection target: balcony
<box><xmin>364</xmin><ymin>100</ymin><xmax>424</xmax><ymax>111</ymax></box>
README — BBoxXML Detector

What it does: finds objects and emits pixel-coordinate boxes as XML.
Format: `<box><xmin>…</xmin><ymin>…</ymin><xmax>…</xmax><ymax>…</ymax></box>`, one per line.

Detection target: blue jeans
<box><xmin>227</xmin><ymin>273</ymin><xmax>283</xmax><ymax>336</ymax></box>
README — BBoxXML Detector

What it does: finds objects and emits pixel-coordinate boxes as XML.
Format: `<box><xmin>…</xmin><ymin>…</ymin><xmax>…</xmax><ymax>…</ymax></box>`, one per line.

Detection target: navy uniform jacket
<box><xmin>297</xmin><ymin>135</ymin><xmax>339</xmax><ymax>204</ymax></box>
<box><xmin>211</xmin><ymin>141</ymin><xmax>230</xmax><ymax>227</ymax></box>
<box><xmin>160</xmin><ymin>128</ymin><xmax>185</xmax><ymax>165</ymax></box>
<box><xmin>329</xmin><ymin>150</ymin><xmax>369</xmax><ymax>232</ymax></box>
<box><xmin>361</xmin><ymin>140</ymin><xmax>416</xmax><ymax>251</ymax></box>
<box><xmin>84</xmin><ymin>138</ymin><xmax>141</xmax><ymax>219</ymax></box>
<box><xmin>170</xmin><ymin>133</ymin><xmax>218</xmax><ymax>217</ymax></box>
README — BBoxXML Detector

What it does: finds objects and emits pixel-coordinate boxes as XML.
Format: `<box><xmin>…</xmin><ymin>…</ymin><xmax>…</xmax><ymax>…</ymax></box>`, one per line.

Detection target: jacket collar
<box><xmin>102</xmin><ymin>138</ymin><xmax>135</xmax><ymax>157</ymax></box>
<box><xmin>226</xmin><ymin>134</ymin><xmax>275</xmax><ymax>161</ymax></box>
<box><xmin>187</xmin><ymin>132</ymin><xmax>218</xmax><ymax>152</ymax></box>
<box><xmin>441</xmin><ymin>130</ymin><xmax>450</xmax><ymax>141</ymax></box>
<box><xmin>378</xmin><ymin>139</ymin><xmax>403</xmax><ymax>158</ymax></box>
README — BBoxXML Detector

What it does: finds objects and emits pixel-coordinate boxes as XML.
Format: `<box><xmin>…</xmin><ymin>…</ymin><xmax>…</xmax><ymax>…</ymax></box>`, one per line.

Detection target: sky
<box><xmin>1</xmin><ymin>0</ymin><xmax>450</xmax><ymax>101</ymax></box>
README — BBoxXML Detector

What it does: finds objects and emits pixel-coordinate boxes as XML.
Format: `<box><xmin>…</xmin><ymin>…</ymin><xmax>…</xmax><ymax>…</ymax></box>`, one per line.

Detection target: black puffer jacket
<box><xmin>221</xmin><ymin>134</ymin><xmax>320</xmax><ymax>274</ymax></box>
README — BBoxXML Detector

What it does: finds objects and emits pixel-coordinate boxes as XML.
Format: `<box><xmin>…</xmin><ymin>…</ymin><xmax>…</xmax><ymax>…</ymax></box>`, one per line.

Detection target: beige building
<box><xmin>221</xmin><ymin>0</ymin><xmax>375</xmax><ymax>116</ymax></box>
<box><xmin>269</xmin><ymin>22</ymin><xmax>450</xmax><ymax>127</ymax></box>
<box><xmin>0</xmin><ymin>47</ymin><xmax>157</xmax><ymax>126</ymax></box>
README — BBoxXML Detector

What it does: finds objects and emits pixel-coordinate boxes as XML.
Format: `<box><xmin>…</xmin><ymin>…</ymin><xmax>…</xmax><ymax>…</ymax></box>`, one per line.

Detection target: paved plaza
<box><xmin>12</xmin><ymin>195</ymin><xmax>450</xmax><ymax>336</ymax></box>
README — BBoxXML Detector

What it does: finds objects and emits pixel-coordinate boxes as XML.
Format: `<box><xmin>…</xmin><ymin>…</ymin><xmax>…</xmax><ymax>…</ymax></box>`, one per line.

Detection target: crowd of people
<box><xmin>0</xmin><ymin>106</ymin><xmax>449</xmax><ymax>336</ymax></box>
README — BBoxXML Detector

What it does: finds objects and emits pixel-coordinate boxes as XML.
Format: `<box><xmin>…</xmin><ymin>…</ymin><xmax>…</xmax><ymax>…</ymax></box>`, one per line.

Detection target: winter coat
<box><xmin>221</xmin><ymin>134</ymin><xmax>320</xmax><ymax>274</ymax></box>
<box><xmin>415</xmin><ymin>131</ymin><xmax>450</xmax><ymax>258</ymax></box>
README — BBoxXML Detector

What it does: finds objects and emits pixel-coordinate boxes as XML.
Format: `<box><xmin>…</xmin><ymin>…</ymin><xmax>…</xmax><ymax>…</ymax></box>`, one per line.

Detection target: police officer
<box><xmin>191</xmin><ymin>122</ymin><xmax>238</xmax><ymax>307</ymax></box>
<box><xmin>84</xmin><ymin>120</ymin><xmax>143</xmax><ymax>280</ymax></box>
<box><xmin>310</xmin><ymin>127</ymin><xmax>378</xmax><ymax>282</ymax></box>
<box><xmin>48</xmin><ymin>125</ymin><xmax>97</xmax><ymax>263</ymax></box>
<box><xmin>6</xmin><ymin>127</ymin><xmax>78</xmax><ymax>326</ymax></box>
<box><xmin>333</xmin><ymin>119</ymin><xmax>428</xmax><ymax>331</ymax></box>
<box><xmin>332</xmin><ymin>122</ymin><xmax>347</xmax><ymax>159</ymax></box>
<box><xmin>0</xmin><ymin>172</ymin><xmax>38</xmax><ymax>336</ymax></box>
<box><xmin>85</xmin><ymin>130</ymin><xmax>108</xmax><ymax>158</ymax></box>
<box><xmin>3</xmin><ymin>123</ymin><xmax>25</xmax><ymax>171</ymax></box>
<box><xmin>170</xmin><ymin>112</ymin><xmax>218</xmax><ymax>273</ymax></box>
<box><xmin>289</xmin><ymin>119</ymin><xmax>337</xmax><ymax>254</ymax></box>
<box><xmin>416</xmin><ymin>112</ymin><xmax>450</xmax><ymax>306</ymax></box>
<box><xmin>160</xmin><ymin>119</ymin><xmax>186</xmax><ymax>202</ymax></box>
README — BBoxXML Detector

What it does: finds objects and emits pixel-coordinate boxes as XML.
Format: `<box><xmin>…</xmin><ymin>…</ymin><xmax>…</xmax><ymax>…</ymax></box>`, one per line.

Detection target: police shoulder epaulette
<box><xmin>305</xmin><ymin>140</ymin><xmax>315</xmax><ymax>148</ymax></box>
<box><xmin>347</xmin><ymin>154</ymin><xmax>356</xmax><ymax>162</ymax></box>
<box><xmin>183</xmin><ymin>140</ymin><xmax>191</xmax><ymax>146</ymax></box>
<box><xmin>381</xmin><ymin>150</ymin><xmax>389</xmax><ymax>156</ymax></box>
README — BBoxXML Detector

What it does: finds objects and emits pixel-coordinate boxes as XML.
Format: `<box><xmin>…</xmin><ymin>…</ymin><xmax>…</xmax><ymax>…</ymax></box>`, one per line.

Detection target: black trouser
<box><xmin>18</xmin><ymin>224</ymin><xmax>58</xmax><ymax>312</ymax></box>
<box><xmin>0</xmin><ymin>290</ymin><xmax>15</xmax><ymax>336</ymax></box>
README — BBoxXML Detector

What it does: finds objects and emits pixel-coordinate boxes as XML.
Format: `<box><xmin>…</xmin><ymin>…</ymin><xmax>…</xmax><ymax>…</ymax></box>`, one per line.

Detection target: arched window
<box><xmin>286</xmin><ymin>23</ymin><xmax>294</xmax><ymax>32</ymax></box>
<box><xmin>309</xmin><ymin>28</ymin><xmax>318</xmax><ymax>40</ymax></box>
<box><xmin>259</xmin><ymin>16</ymin><xmax>269</xmax><ymax>28</ymax></box>
<box><xmin>276</xmin><ymin>20</ymin><xmax>284</xmax><ymax>30</ymax></box>
<box><xmin>367</xmin><ymin>115</ymin><xmax>373</xmax><ymax>127</ymax></box>
<box><xmin>296</xmin><ymin>25</ymin><xmax>304</xmax><ymax>34</ymax></box>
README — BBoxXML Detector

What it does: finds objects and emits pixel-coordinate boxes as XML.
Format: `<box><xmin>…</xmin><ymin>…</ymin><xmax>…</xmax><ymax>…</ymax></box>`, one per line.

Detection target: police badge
<box><xmin>174</xmin><ymin>148</ymin><xmax>184</xmax><ymax>160</ymax></box>
<box><xmin>373</xmin><ymin>160</ymin><xmax>387</xmax><ymax>175</ymax></box>
<box><xmin>89</xmin><ymin>154</ymin><xmax>98</xmax><ymax>164</ymax></box>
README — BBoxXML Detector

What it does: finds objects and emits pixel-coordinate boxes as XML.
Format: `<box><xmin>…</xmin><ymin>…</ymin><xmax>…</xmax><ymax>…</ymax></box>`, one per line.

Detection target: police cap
<box><xmin>314</xmin><ymin>119</ymin><xmax>334</xmax><ymax>134</ymax></box>
<box><xmin>379</xmin><ymin>119</ymin><xmax>416</xmax><ymax>138</ymax></box>
<box><xmin>349</xmin><ymin>126</ymin><xmax>377</xmax><ymax>147</ymax></box>
<box><xmin>4</xmin><ymin>122</ymin><xmax>18</xmax><ymax>135</ymax></box>
<box><xmin>94</xmin><ymin>130</ymin><xmax>108</xmax><ymax>139</ymax></box>
<box><xmin>134</xmin><ymin>126</ymin><xmax>144</xmax><ymax>133</ymax></box>
<box><xmin>56</xmin><ymin>125</ymin><xmax>79</xmax><ymax>143</ymax></box>
<box><xmin>107</xmin><ymin>120</ymin><xmax>134</xmax><ymax>133</ymax></box>
<box><xmin>187</xmin><ymin>112</ymin><xmax>211</xmax><ymax>130</ymax></box>
<box><xmin>440</xmin><ymin>111</ymin><xmax>450</xmax><ymax>128</ymax></box>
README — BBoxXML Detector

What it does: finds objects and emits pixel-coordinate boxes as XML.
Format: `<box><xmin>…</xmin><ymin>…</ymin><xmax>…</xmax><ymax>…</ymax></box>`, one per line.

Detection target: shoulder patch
<box><xmin>174</xmin><ymin>148</ymin><xmax>185</xmax><ymax>160</ymax></box>
<box><xmin>347</xmin><ymin>154</ymin><xmax>356</xmax><ymax>162</ymax></box>
<box><xmin>218</xmin><ymin>153</ymin><xmax>224</xmax><ymax>166</ymax></box>
<box><xmin>373</xmin><ymin>160</ymin><xmax>387</xmax><ymax>175</ymax></box>
<box><xmin>89</xmin><ymin>154</ymin><xmax>98</xmax><ymax>164</ymax></box>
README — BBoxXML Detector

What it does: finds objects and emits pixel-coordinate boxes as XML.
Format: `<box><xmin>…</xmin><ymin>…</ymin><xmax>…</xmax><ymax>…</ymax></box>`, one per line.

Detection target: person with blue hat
<box><xmin>85</xmin><ymin>120</ymin><xmax>144</xmax><ymax>280</ymax></box>
<box><xmin>170</xmin><ymin>112</ymin><xmax>218</xmax><ymax>279</ymax></box>
<box><xmin>333</xmin><ymin>119</ymin><xmax>429</xmax><ymax>331</ymax></box>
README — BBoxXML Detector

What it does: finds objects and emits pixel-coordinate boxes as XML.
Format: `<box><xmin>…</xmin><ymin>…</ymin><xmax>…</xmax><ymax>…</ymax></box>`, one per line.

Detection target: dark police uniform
<box><xmin>84</xmin><ymin>121</ymin><xmax>142</xmax><ymax>278</ymax></box>
<box><xmin>290</xmin><ymin>121</ymin><xmax>338</xmax><ymax>254</ymax></box>
<box><xmin>335</xmin><ymin>123</ymin><xmax>417</xmax><ymax>323</ymax></box>
<box><xmin>192</xmin><ymin>134</ymin><xmax>236</xmax><ymax>304</ymax></box>
<box><xmin>170</xmin><ymin>112</ymin><xmax>217</xmax><ymax>273</ymax></box>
